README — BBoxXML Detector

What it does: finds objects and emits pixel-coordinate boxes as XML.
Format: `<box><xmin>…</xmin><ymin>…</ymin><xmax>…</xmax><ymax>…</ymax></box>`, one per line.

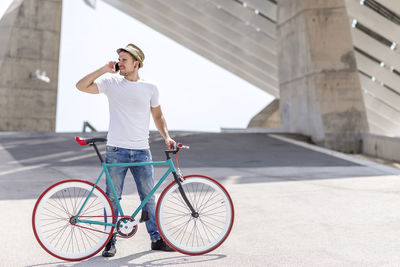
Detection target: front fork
<box><xmin>172</xmin><ymin>169</ymin><xmax>199</xmax><ymax>218</ymax></box>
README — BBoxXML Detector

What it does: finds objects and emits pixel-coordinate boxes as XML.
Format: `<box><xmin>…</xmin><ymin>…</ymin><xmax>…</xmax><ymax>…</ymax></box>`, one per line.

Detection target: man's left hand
<box><xmin>165</xmin><ymin>138</ymin><xmax>176</xmax><ymax>149</ymax></box>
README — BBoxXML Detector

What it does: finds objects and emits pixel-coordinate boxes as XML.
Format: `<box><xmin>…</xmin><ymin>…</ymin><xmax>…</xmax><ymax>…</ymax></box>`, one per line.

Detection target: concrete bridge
<box><xmin>1</xmin><ymin>0</ymin><xmax>400</xmax><ymax>153</ymax></box>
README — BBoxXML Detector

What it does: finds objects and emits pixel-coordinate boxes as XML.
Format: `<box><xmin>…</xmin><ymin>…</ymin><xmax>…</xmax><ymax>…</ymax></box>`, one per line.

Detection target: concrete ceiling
<box><xmin>345</xmin><ymin>0</ymin><xmax>400</xmax><ymax>136</ymax></box>
<box><xmin>102</xmin><ymin>0</ymin><xmax>279</xmax><ymax>97</ymax></box>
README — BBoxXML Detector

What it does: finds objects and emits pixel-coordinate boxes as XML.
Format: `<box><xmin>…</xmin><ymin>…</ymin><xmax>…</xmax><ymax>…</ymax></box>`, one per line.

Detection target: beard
<box><xmin>120</xmin><ymin>70</ymin><xmax>131</xmax><ymax>76</ymax></box>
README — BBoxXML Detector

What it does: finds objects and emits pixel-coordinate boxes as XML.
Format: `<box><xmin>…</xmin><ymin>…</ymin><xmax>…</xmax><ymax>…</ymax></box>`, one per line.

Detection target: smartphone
<box><xmin>114</xmin><ymin>63</ymin><xmax>119</xmax><ymax>72</ymax></box>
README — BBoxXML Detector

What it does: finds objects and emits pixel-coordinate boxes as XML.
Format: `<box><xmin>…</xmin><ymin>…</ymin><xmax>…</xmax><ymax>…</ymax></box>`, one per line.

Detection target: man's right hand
<box><xmin>104</xmin><ymin>61</ymin><xmax>118</xmax><ymax>74</ymax></box>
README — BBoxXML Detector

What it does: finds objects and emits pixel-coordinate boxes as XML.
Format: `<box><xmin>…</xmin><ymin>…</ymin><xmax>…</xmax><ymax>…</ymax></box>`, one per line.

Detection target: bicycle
<box><xmin>32</xmin><ymin>137</ymin><xmax>234</xmax><ymax>261</ymax></box>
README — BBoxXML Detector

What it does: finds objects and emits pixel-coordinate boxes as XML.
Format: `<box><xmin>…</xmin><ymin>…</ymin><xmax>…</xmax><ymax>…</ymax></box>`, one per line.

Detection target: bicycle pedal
<box><xmin>139</xmin><ymin>210</ymin><xmax>150</xmax><ymax>223</ymax></box>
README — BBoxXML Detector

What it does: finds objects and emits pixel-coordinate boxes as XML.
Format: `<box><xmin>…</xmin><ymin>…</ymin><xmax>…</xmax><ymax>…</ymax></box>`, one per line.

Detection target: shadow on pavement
<box><xmin>0</xmin><ymin>132</ymin><xmax>391</xmax><ymax>200</ymax></box>
<box><xmin>1</xmin><ymin>132</ymin><xmax>359</xmax><ymax>168</ymax></box>
<box><xmin>26</xmin><ymin>252</ymin><xmax>226</xmax><ymax>267</ymax></box>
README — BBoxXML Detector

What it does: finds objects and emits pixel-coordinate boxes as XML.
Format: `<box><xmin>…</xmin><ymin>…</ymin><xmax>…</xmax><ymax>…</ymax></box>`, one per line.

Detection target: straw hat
<box><xmin>116</xmin><ymin>43</ymin><xmax>145</xmax><ymax>68</ymax></box>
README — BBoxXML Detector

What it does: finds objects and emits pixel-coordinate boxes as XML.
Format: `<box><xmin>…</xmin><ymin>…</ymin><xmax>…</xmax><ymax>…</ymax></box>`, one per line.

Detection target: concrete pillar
<box><xmin>0</xmin><ymin>0</ymin><xmax>62</xmax><ymax>131</ymax></box>
<box><xmin>277</xmin><ymin>0</ymin><xmax>369</xmax><ymax>153</ymax></box>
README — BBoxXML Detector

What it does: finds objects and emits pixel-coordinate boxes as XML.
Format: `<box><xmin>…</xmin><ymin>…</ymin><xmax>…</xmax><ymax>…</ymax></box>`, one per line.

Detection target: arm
<box><xmin>75</xmin><ymin>61</ymin><xmax>116</xmax><ymax>94</ymax></box>
<box><xmin>151</xmin><ymin>106</ymin><xmax>176</xmax><ymax>148</ymax></box>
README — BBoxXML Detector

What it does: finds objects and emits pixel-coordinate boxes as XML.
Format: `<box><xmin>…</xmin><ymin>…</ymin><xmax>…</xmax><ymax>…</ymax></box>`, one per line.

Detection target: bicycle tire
<box><xmin>156</xmin><ymin>175</ymin><xmax>234</xmax><ymax>255</ymax></box>
<box><xmin>32</xmin><ymin>179</ymin><xmax>115</xmax><ymax>261</ymax></box>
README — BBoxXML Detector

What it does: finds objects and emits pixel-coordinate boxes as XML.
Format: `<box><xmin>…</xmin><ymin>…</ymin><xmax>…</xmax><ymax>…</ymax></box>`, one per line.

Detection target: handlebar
<box><xmin>74</xmin><ymin>136</ymin><xmax>188</xmax><ymax>163</ymax></box>
<box><xmin>165</xmin><ymin>143</ymin><xmax>189</xmax><ymax>159</ymax></box>
<box><xmin>173</xmin><ymin>143</ymin><xmax>190</xmax><ymax>151</ymax></box>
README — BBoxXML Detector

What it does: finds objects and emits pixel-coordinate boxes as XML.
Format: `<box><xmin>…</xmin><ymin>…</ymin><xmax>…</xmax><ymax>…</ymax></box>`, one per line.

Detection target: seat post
<box><xmin>91</xmin><ymin>143</ymin><xmax>104</xmax><ymax>163</ymax></box>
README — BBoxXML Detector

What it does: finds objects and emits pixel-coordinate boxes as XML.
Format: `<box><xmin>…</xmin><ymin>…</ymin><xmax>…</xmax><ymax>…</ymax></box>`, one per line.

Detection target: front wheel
<box><xmin>32</xmin><ymin>180</ymin><xmax>115</xmax><ymax>261</ymax></box>
<box><xmin>156</xmin><ymin>175</ymin><xmax>234</xmax><ymax>255</ymax></box>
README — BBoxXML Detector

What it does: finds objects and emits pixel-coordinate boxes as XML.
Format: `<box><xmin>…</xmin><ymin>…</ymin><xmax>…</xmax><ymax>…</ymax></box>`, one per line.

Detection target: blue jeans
<box><xmin>105</xmin><ymin>145</ymin><xmax>161</xmax><ymax>243</ymax></box>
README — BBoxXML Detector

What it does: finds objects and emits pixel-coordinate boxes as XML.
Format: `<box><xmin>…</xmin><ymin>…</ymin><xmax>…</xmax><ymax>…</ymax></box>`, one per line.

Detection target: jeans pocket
<box><xmin>106</xmin><ymin>146</ymin><xmax>118</xmax><ymax>153</ymax></box>
<box><xmin>135</xmin><ymin>150</ymin><xmax>151</xmax><ymax>162</ymax></box>
<box><xmin>105</xmin><ymin>146</ymin><xmax>119</xmax><ymax>163</ymax></box>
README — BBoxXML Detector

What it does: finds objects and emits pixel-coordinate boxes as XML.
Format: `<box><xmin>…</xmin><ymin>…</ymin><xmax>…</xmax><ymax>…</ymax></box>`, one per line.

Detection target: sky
<box><xmin>1</xmin><ymin>0</ymin><xmax>274</xmax><ymax>133</ymax></box>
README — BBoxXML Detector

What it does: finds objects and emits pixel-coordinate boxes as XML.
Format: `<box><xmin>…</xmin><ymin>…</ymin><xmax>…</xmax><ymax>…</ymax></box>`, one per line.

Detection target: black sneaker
<box><xmin>102</xmin><ymin>240</ymin><xmax>116</xmax><ymax>257</ymax></box>
<box><xmin>151</xmin><ymin>239</ymin><xmax>175</xmax><ymax>252</ymax></box>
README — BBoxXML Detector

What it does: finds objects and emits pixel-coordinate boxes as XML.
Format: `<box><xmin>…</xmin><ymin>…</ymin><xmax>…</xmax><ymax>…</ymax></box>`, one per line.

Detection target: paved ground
<box><xmin>1</xmin><ymin>131</ymin><xmax>400</xmax><ymax>266</ymax></box>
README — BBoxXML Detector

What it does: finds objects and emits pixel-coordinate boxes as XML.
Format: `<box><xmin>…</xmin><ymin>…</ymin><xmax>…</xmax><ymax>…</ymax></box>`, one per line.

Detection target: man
<box><xmin>76</xmin><ymin>43</ymin><xmax>176</xmax><ymax>257</ymax></box>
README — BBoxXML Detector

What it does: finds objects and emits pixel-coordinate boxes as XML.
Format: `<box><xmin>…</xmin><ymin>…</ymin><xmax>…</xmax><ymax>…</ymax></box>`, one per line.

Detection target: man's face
<box><xmin>118</xmin><ymin>51</ymin><xmax>138</xmax><ymax>76</ymax></box>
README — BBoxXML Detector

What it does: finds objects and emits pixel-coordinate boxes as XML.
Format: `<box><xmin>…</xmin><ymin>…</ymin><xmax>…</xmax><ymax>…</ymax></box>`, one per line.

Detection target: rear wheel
<box><xmin>156</xmin><ymin>175</ymin><xmax>234</xmax><ymax>255</ymax></box>
<box><xmin>32</xmin><ymin>180</ymin><xmax>114</xmax><ymax>261</ymax></box>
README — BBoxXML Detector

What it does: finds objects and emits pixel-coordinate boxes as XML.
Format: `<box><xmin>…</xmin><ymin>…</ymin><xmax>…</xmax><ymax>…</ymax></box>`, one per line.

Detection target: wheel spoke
<box><xmin>72</xmin><ymin>187</ymin><xmax>86</xmax><ymax>215</ymax></box>
<box><xmin>199</xmin><ymin>216</ymin><xmax>225</xmax><ymax>232</ymax></box>
<box><xmin>167</xmin><ymin>197</ymin><xmax>190</xmax><ymax>211</ymax></box>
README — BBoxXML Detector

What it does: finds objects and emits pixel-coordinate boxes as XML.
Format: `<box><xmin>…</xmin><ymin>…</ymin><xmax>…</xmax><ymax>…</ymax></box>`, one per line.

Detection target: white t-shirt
<box><xmin>96</xmin><ymin>76</ymin><xmax>160</xmax><ymax>149</ymax></box>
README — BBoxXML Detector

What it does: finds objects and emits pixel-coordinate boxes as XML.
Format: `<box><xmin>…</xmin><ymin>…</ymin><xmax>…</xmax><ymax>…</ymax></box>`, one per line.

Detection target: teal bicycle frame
<box><xmin>72</xmin><ymin>158</ymin><xmax>177</xmax><ymax>227</ymax></box>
